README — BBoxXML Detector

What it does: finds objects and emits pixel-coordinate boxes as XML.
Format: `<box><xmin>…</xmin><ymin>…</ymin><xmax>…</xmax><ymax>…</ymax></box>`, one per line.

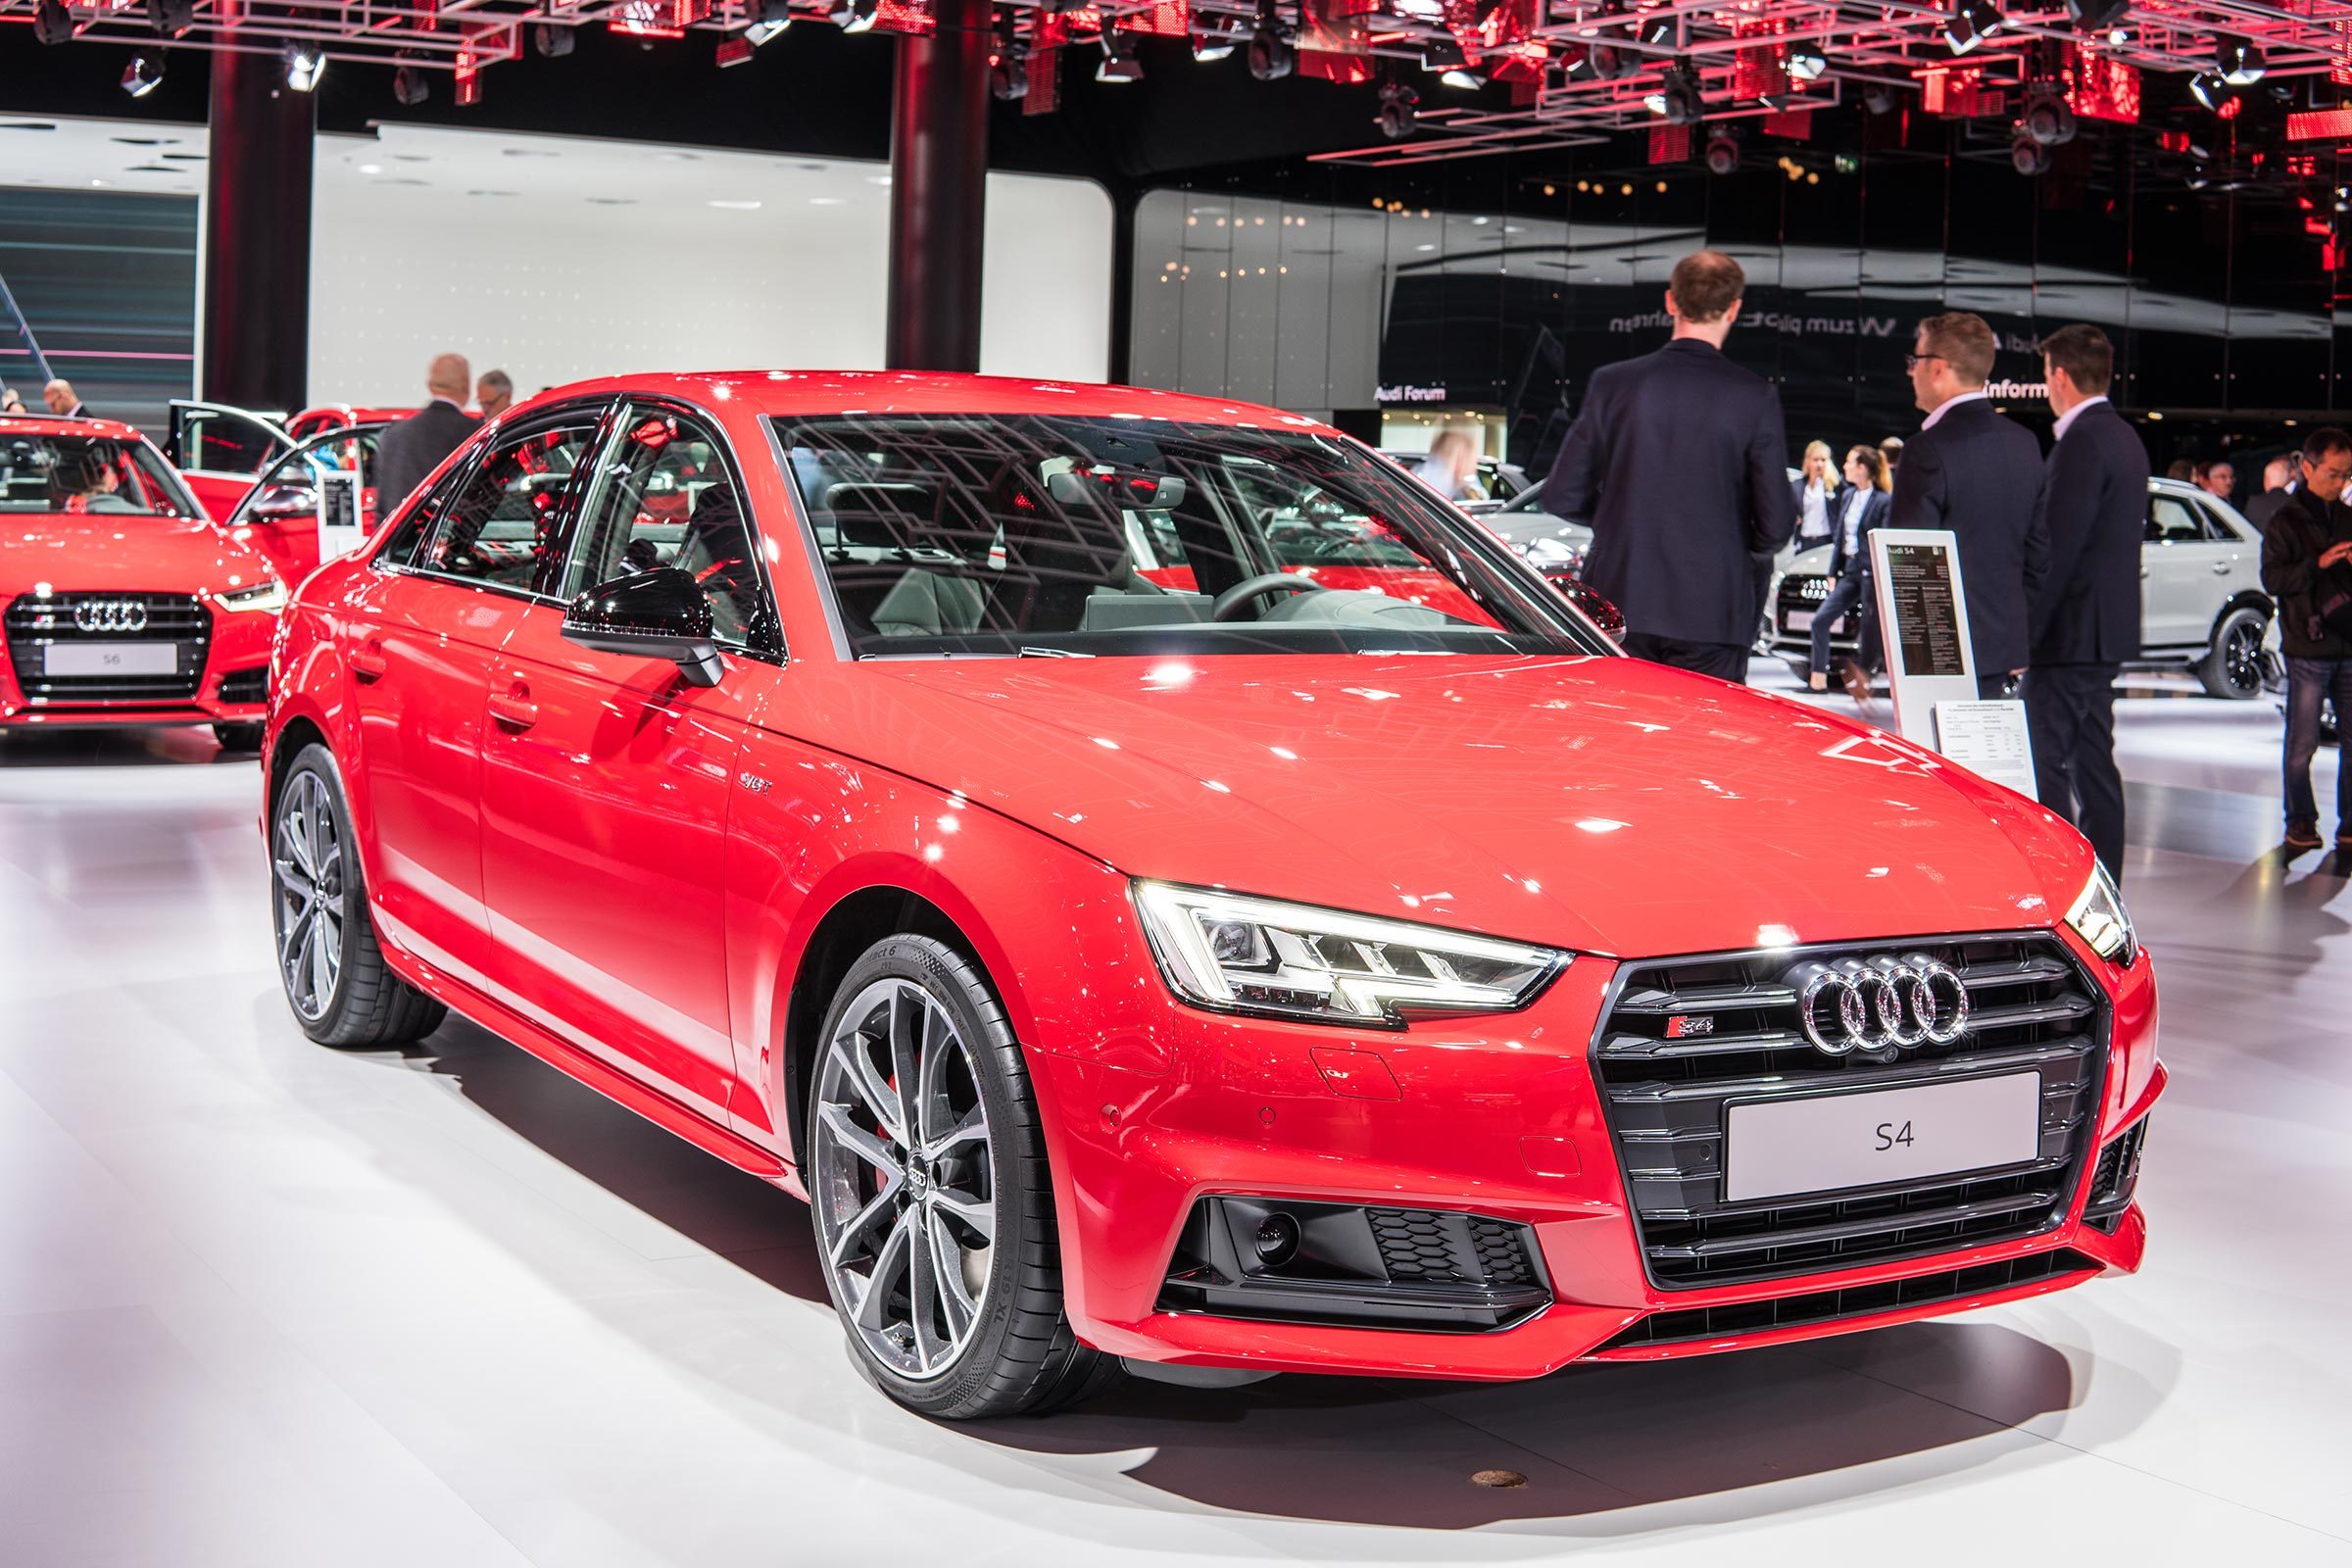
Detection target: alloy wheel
<box><xmin>2223</xmin><ymin>615</ymin><xmax>2264</xmax><ymax>698</ymax></box>
<box><xmin>810</xmin><ymin>976</ymin><xmax>996</xmax><ymax>1383</ymax></box>
<box><xmin>271</xmin><ymin>770</ymin><xmax>345</xmax><ymax>1020</ymax></box>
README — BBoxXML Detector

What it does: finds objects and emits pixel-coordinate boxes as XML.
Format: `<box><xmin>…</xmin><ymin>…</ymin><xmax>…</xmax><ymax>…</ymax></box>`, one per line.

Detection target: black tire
<box><xmin>270</xmin><ymin>743</ymin><xmax>446</xmax><ymax>1049</ymax></box>
<box><xmin>213</xmin><ymin>722</ymin><xmax>266</xmax><ymax>753</ymax></box>
<box><xmin>806</xmin><ymin>934</ymin><xmax>1118</xmax><ymax>1419</ymax></box>
<box><xmin>2197</xmin><ymin>605</ymin><xmax>2269</xmax><ymax>700</ymax></box>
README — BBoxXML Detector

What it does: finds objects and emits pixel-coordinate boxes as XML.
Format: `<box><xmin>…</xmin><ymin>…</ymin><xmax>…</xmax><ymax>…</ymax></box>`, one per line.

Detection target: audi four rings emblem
<box><xmin>71</xmin><ymin>600</ymin><xmax>148</xmax><ymax>634</ymax></box>
<box><xmin>1789</xmin><ymin>954</ymin><xmax>1970</xmax><ymax>1055</ymax></box>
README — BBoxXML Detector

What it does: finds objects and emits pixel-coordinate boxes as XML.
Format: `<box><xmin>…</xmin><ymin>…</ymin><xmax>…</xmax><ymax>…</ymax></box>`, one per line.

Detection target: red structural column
<box><xmin>201</xmin><ymin>50</ymin><xmax>315</xmax><ymax>411</ymax></box>
<box><xmin>885</xmin><ymin>0</ymin><xmax>991</xmax><ymax>371</ymax></box>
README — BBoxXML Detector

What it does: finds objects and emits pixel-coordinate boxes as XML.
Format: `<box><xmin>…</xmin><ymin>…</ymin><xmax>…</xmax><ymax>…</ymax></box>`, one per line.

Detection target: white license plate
<box><xmin>44</xmin><ymin>642</ymin><xmax>178</xmax><ymax>677</ymax></box>
<box><xmin>1725</xmin><ymin>1072</ymin><xmax>2042</xmax><ymax>1202</ymax></box>
<box><xmin>1786</xmin><ymin>610</ymin><xmax>1816</xmax><ymax>632</ymax></box>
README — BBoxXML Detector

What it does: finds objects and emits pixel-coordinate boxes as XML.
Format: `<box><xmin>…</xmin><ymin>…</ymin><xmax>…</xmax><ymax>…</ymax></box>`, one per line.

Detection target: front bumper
<box><xmin>1036</xmin><ymin>928</ymin><xmax>2160</xmax><ymax>1381</ymax></box>
<box><xmin>0</xmin><ymin>590</ymin><xmax>273</xmax><ymax>726</ymax></box>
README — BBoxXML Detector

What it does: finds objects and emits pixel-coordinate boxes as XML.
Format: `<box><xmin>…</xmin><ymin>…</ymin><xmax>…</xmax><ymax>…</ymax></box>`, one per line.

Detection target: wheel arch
<box><xmin>2211</xmin><ymin>589</ymin><xmax>2274</xmax><ymax>636</ymax></box>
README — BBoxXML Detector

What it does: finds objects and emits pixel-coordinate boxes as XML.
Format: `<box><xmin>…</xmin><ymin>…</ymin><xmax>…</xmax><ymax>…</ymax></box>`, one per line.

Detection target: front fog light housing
<box><xmin>215</xmin><ymin>580</ymin><xmax>287</xmax><ymax>613</ymax></box>
<box><xmin>1133</xmin><ymin>881</ymin><xmax>1567</xmax><ymax>1026</ymax></box>
<box><xmin>2065</xmin><ymin>861</ymin><xmax>2137</xmax><ymax>965</ymax></box>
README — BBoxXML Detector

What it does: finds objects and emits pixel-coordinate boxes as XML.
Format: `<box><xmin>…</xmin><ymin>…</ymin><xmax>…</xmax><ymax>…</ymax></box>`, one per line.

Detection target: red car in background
<box><xmin>262</xmin><ymin>371</ymin><xmax>2159</xmax><ymax>1420</ymax></box>
<box><xmin>1</xmin><ymin>416</ymin><xmax>281</xmax><ymax>748</ymax></box>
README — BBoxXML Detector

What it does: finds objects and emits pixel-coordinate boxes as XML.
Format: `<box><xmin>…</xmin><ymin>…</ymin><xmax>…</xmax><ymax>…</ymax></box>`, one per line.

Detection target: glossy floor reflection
<box><xmin>1</xmin><ymin>709</ymin><xmax>2347</xmax><ymax>1565</ymax></box>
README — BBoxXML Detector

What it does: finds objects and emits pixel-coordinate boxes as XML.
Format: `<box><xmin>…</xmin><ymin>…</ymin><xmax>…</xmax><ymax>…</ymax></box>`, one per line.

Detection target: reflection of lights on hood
<box><xmin>1575</xmin><ymin>818</ymin><xmax>1628</xmax><ymax>833</ymax></box>
<box><xmin>1757</xmin><ymin>924</ymin><xmax>1799</xmax><ymax>949</ymax></box>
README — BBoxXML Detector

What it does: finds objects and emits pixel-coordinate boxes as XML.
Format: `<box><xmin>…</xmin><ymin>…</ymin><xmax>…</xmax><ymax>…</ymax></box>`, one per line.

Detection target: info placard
<box><xmin>318</xmin><ymin>469</ymin><xmax>366</xmax><ymax>563</ymax></box>
<box><xmin>1934</xmin><ymin>699</ymin><xmax>2038</xmax><ymax>801</ymax></box>
<box><xmin>1868</xmin><ymin>528</ymin><xmax>1980</xmax><ymax>746</ymax></box>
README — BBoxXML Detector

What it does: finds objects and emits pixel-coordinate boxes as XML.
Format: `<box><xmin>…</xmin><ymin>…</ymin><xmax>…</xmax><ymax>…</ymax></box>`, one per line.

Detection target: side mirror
<box><xmin>562</xmin><ymin>567</ymin><xmax>723</xmax><ymax>687</ymax></box>
<box><xmin>1555</xmin><ymin>577</ymin><xmax>1626</xmax><ymax>639</ymax></box>
<box><xmin>250</xmin><ymin>483</ymin><xmax>317</xmax><ymax>519</ymax></box>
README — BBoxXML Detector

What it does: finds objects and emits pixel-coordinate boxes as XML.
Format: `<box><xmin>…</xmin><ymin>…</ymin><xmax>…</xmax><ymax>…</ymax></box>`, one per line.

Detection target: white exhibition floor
<box><xmin>2</xmin><ymin>674</ymin><xmax>2347</xmax><ymax>1566</ymax></box>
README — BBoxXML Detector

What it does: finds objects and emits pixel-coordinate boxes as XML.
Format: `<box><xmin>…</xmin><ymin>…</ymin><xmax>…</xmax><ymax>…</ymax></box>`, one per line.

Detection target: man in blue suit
<box><xmin>1544</xmin><ymin>249</ymin><xmax>1796</xmax><ymax>682</ymax></box>
<box><xmin>2026</xmin><ymin>324</ymin><xmax>2147</xmax><ymax>878</ymax></box>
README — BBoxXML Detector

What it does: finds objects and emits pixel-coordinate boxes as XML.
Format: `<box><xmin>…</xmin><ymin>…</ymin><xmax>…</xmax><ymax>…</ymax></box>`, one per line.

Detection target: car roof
<box><xmin>0</xmin><ymin>415</ymin><xmax>150</xmax><ymax>444</ymax></box>
<box><xmin>502</xmin><ymin>370</ymin><xmax>1339</xmax><ymax>433</ymax></box>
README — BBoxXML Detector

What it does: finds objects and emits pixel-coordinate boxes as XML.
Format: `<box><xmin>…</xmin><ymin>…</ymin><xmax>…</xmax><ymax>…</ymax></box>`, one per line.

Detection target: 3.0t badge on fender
<box><xmin>1789</xmin><ymin>954</ymin><xmax>1971</xmax><ymax>1056</ymax></box>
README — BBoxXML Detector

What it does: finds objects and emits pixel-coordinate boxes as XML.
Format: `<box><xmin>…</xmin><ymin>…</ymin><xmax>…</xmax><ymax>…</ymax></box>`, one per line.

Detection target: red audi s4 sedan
<box><xmin>2</xmin><ymin>416</ymin><xmax>282</xmax><ymax>748</ymax></box>
<box><xmin>262</xmin><ymin>372</ymin><xmax>2161</xmax><ymax>1418</ymax></box>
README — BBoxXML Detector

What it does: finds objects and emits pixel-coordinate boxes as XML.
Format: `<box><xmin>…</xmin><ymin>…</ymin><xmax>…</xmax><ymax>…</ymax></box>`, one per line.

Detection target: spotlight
<box><xmin>2218</xmin><ymin>39</ymin><xmax>2265</xmax><ymax>86</ymax></box>
<box><xmin>1942</xmin><ymin>0</ymin><xmax>2002</xmax><ymax>56</ymax></box>
<box><xmin>2022</xmin><ymin>84</ymin><xmax>2076</xmax><ymax>145</ymax></box>
<box><xmin>1192</xmin><ymin>27</ymin><xmax>1236</xmax><ymax>63</ymax></box>
<box><xmin>32</xmin><ymin>0</ymin><xmax>72</xmax><ymax>45</ymax></box>
<box><xmin>1439</xmin><ymin>69</ymin><xmax>1488</xmax><ymax>90</ymax></box>
<box><xmin>532</xmin><ymin>21</ymin><xmax>575</xmax><ymax>56</ymax></box>
<box><xmin>1641</xmin><ymin>17</ymin><xmax>1676</xmax><ymax>46</ymax></box>
<box><xmin>1420</xmin><ymin>34</ymin><xmax>1468</xmax><ymax>74</ymax></box>
<box><xmin>1097</xmin><ymin>32</ymin><xmax>1143</xmax><ymax>83</ymax></box>
<box><xmin>1643</xmin><ymin>65</ymin><xmax>1703</xmax><ymax>126</ymax></box>
<box><xmin>149</xmin><ymin>0</ymin><xmax>194</xmax><ymax>37</ymax></box>
<box><xmin>121</xmin><ymin>56</ymin><xmax>164</xmax><ymax>98</ymax></box>
<box><xmin>1787</xmin><ymin>42</ymin><xmax>1827</xmax><ymax>82</ymax></box>
<box><xmin>392</xmin><ymin>64</ymin><xmax>428</xmax><ymax>104</ymax></box>
<box><xmin>283</xmin><ymin>43</ymin><xmax>325</xmax><ymax>92</ymax></box>
<box><xmin>2064</xmin><ymin>0</ymin><xmax>2127</xmax><ymax>31</ymax></box>
<box><xmin>2188</xmin><ymin>71</ymin><xmax>2230</xmax><ymax>112</ymax></box>
<box><xmin>1863</xmin><ymin>82</ymin><xmax>1897</xmax><ymax>114</ymax></box>
<box><xmin>1703</xmin><ymin>131</ymin><xmax>1740</xmax><ymax>175</ymax></box>
<box><xmin>1377</xmin><ymin>80</ymin><xmax>1420</xmax><ymax>138</ymax></box>
<box><xmin>1248</xmin><ymin>4</ymin><xmax>1294</xmax><ymax>81</ymax></box>
<box><xmin>991</xmin><ymin>52</ymin><xmax>1028</xmax><ymax>99</ymax></box>
<box><xmin>831</xmin><ymin>0</ymin><xmax>880</xmax><ymax>33</ymax></box>
<box><xmin>2011</xmin><ymin>132</ymin><xmax>2052</xmax><ymax>176</ymax></box>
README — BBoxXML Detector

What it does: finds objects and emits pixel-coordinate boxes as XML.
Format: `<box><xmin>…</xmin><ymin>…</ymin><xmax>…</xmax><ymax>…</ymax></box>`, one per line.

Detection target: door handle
<box><xmin>350</xmin><ymin>635</ymin><xmax>388</xmax><ymax>681</ymax></box>
<box><xmin>2139</xmin><ymin>567</ymin><xmax>2149</xmax><ymax>579</ymax></box>
<box><xmin>488</xmin><ymin>677</ymin><xmax>538</xmax><ymax>731</ymax></box>
<box><xmin>2212</xmin><ymin>562</ymin><xmax>2233</xmax><ymax>574</ymax></box>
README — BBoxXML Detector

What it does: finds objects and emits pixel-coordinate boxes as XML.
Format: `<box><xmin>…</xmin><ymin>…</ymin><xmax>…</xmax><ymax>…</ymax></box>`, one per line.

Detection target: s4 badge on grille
<box><xmin>1665</xmin><ymin>1014</ymin><xmax>1714</xmax><ymax>1039</ymax></box>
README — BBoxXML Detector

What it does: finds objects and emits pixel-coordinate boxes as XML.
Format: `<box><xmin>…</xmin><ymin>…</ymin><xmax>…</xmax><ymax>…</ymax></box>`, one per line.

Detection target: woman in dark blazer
<box><xmin>1810</xmin><ymin>445</ymin><xmax>1893</xmax><ymax>695</ymax></box>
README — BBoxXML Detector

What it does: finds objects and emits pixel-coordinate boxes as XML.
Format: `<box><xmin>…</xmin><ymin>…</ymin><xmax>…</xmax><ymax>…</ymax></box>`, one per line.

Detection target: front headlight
<box><xmin>216</xmin><ymin>580</ymin><xmax>287</xmax><ymax>613</ymax></box>
<box><xmin>2065</xmin><ymin>861</ymin><xmax>2138</xmax><ymax>966</ymax></box>
<box><xmin>1133</xmin><ymin>881</ymin><xmax>1568</xmax><ymax>1027</ymax></box>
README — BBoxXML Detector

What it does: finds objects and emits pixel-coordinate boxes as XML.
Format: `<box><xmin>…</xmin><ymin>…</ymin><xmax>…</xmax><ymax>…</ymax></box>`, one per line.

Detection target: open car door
<box><xmin>219</xmin><ymin>422</ymin><xmax>390</xmax><ymax>585</ymax></box>
<box><xmin>167</xmin><ymin>399</ymin><xmax>296</xmax><ymax>522</ymax></box>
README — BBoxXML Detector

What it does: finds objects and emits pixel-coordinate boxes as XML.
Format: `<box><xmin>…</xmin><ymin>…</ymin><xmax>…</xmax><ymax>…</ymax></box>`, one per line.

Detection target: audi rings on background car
<box><xmin>1791</xmin><ymin>953</ymin><xmax>1971</xmax><ymax>1057</ymax></box>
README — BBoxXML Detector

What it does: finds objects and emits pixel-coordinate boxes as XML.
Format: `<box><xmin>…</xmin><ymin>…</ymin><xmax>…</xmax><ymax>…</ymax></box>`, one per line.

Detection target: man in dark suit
<box><xmin>1543</xmin><ymin>249</ymin><xmax>1794</xmax><ymax>682</ymax></box>
<box><xmin>1889</xmin><ymin>312</ymin><xmax>2048</xmax><ymax>697</ymax></box>
<box><xmin>2024</xmin><ymin>325</ymin><xmax>2145</xmax><ymax>879</ymax></box>
<box><xmin>371</xmin><ymin>353</ymin><xmax>478</xmax><ymax>519</ymax></box>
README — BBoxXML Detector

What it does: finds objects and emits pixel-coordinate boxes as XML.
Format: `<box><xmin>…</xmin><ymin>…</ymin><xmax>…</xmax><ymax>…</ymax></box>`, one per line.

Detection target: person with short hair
<box><xmin>42</xmin><ymin>378</ymin><xmax>86</xmax><ymax>418</ymax></box>
<box><xmin>1415</xmin><ymin>428</ymin><xmax>1480</xmax><ymax>503</ymax></box>
<box><xmin>2260</xmin><ymin>425</ymin><xmax>2352</xmax><ymax>854</ymax></box>
<box><xmin>2246</xmin><ymin>454</ymin><xmax>2296</xmax><ymax>531</ymax></box>
<box><xmin>2165</xmin><ymin>458</ymin><xmax>2197</xmax><ymax>483</ymax></box>
<box><xmin>1879</xmin><ymin>435</ymin><xmax>1903</xmax><ymax>475</ymax></box>
<box><xmin>2025</xmin><ymin>323</ymin><xmax>2145</xmax><ymax>881</ymax></box>
<box><xmin>2202</xmin><ymin>459</ymin><xmax>2237</xmax><ymax>505</ymax></box>
<box><xmin>1891</xmin><ymin>311</ymin><xmax>2047</xmax><ymax>697</ymax></box>
<box><xmin>476</xmin><ymin>368</ymin><xmax>514</xmax><ymax>421</ymax></box>
<box><xmin>1541</xmin><ymin>248</ymin><xmax>1795</xmax><ymax>682</ymax></box>
<box><xmin>372</xmin><ymin>353</ymin><xmax>480</xmax><ymax>519</ymax></box>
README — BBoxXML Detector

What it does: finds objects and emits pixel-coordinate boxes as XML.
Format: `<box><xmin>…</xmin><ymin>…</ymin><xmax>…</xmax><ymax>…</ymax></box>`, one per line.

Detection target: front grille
<box><xmin>1775</xmin><ymin>571</ymin><xmax>1854</xmax><ymax>647</ymax></box>
<box><xmin>1591</xmin><ymin>1248</ymin><xmax>2100</xmax><ymax>1351</ymax></box>
<box><xmin>2082</xmin><ymin>1117</ymin><xmax>2149</xmax><ymax>1234</ymax></box>
<box><xmin>1592</xmin><ymin>933</ymin><xmax>2110</xmax><ymax>1290</ymax></box>
<box><xmin>5</xmin><ymin>592</ymin><xmax>211</xmax><ymax>705</ymax></box>
<box><xmin>1369</xmin><ymin>1208</ymin><xmax>1539</xmax><ymax>1289</ymax></box>
<box><xmin>216</xmin><ymin>665</ymin><xmax>269</xmax><ymax>705</ymax></box>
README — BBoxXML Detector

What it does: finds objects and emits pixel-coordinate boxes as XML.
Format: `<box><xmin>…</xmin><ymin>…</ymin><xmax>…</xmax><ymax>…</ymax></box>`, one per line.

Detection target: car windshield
<box><xmin>776</xmin><ymin>414</ymin><xmax>1599</xmax><ymax>659</ymax></box>
<box><xmin>0</xmin><ymin>433</ymin><xmax>200</xmax><ymax>518</ymax></box>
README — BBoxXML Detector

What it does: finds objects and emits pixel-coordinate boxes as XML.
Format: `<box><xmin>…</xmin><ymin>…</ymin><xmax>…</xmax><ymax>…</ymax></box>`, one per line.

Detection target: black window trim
<box><xmin>369</xmin><ymin>396</ymin><xmax>619</xmax><ymax>609</ymax></box>
<box><xmin>560</xmin><ymin>392</ymin><xmax>789</xmax><ymax>666</ymax></box>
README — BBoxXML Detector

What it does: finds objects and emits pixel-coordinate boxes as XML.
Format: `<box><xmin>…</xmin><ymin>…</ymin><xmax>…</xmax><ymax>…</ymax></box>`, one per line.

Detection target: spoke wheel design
<box><xmin>811</xmin><ymin>976</ymin><xmax>996</xmax><ymax>1384</ymax></box>
<box><xmin>271</xmin><ymin>769</ymin><xmax>346</xmax><ymax>1021</ymax></box>
<box><xmin>2222</xmin><ymin>616</ymin><xmax>2264</xmax><ymax>697</ymax></box>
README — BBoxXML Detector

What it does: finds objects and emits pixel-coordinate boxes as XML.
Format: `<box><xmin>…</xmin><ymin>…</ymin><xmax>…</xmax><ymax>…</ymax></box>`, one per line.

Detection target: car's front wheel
<box><xmin>807</xmin><ymin>935</ymin><xmax>1117</xmax><ymax>1419</ymax></box>
<box><xmin>2198</xmin><ymin>605</ymin><xmax>2269</xmax><ymax>700</ymax></box>
<box><xmin>270</xmin><ymin>744</ymin><xmax>446</xmax><ymax>1048</ymax></box>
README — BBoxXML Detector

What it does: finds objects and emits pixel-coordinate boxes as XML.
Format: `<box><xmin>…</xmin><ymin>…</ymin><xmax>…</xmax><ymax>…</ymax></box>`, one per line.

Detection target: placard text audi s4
<box><xmin>262</xmin><ymin>373</ymin><xmax>2159</xmax><ymax>1417</ymax></box>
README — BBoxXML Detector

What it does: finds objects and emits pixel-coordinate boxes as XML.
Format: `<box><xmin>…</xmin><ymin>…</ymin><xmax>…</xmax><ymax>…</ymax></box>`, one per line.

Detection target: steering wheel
<box><xmin>1210</xmin><ymin>571</ymin><xmax>1324</xmax><ymax>621</ymax></box>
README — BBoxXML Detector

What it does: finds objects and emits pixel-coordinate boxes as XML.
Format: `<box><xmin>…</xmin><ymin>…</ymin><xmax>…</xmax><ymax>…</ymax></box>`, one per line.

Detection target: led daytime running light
<box><xmin>2064</xmin><ymin>862</ymin><xmax>2137</xmax><ymax>965</ymax></box>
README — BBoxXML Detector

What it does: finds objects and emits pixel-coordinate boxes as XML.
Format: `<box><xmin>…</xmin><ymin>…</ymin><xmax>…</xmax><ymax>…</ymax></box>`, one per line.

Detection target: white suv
<box><xmin>1769</xmin><ymin>476</ymin><xmax>2276</xmax><ymax>700</ymax></box>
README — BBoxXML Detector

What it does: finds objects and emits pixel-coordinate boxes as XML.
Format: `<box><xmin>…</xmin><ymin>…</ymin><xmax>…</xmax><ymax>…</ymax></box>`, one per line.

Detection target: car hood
<box><xmin>0</xmin><ymin>514</ymin><xmax>273</xmax><ymax>595</ymax></box>
<box><xmin>833</xmin><ymin>655</ymin><xmax>2087</xmax><ymax>959</ymax></box>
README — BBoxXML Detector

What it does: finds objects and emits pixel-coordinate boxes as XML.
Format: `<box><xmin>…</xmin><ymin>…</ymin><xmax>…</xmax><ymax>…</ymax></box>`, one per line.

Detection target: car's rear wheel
<box><xmin>270</xmin><ymin>744</ymin><xmax>446</xmax><ymax>1048</ymax></box>
<box><xmin>214</xmin><ymin>722</ymin><xmax>265</xmax><ymax>754</ymax></box>
<box><xmin>807</xmin><ymin>935</ymin><xmax>1117</xmax><ymax>1419</ymax></box>
<box><xmin>2198</xmin><ymin>605</ymin><xmax>2269</xmax><ymax>700</ymax></box>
